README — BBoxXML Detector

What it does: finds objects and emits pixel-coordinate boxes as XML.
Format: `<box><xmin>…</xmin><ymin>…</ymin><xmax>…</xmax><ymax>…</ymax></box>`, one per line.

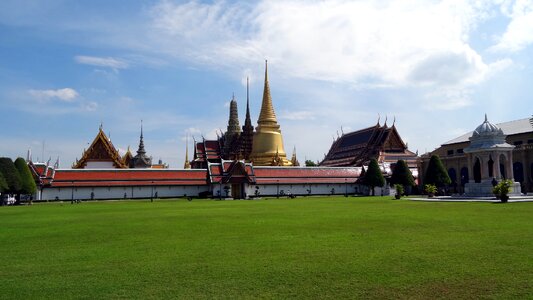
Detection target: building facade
<box><xmin>419</xmin><ymin>116</ymin><xmax>533</xmax><ymax>194</ymax></box>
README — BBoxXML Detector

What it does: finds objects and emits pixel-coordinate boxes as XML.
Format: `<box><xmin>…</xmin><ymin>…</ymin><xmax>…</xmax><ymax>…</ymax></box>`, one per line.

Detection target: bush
<box><xmin>394</xmin><ymin>184</ymin><xmax>404</xmax><ymax>199</ymax></box>
<box><xmin>425</xmin><ymin>184</ymin><xmax>437</xmax><ymax>197</ymax></box>
<box><xmin>493</xmin><ymin>179</ymin><xmax>513</xmax><ymax>203</ymax></box>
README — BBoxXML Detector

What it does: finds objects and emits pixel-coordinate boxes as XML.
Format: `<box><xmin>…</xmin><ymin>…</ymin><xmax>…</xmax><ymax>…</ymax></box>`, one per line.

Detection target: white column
<box><xmin>494</xmin><ymin>152</ymin><xmax>502</xmax><ymax>180</ymax></box>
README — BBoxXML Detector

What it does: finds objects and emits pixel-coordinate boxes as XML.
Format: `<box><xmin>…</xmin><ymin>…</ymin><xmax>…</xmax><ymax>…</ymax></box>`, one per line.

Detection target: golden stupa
<box><xmin>250</xmin><ymin>61</ymin><xmax>292</xmax><ymax>166</ymax></box>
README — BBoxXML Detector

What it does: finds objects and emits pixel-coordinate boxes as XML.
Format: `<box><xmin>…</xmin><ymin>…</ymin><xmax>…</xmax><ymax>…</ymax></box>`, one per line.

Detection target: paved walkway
<box><xmin>405</xmin><ymin>195</ymin><xmax>533</xmax><ymax>202</ymax></box>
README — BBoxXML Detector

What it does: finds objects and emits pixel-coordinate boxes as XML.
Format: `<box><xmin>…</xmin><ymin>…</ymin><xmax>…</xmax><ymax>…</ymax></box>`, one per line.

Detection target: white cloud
<box><xmin>74</xmin><ymin>55</ymin><xmax>128</xmax><ymax>69</ymax></box>
<box><xmin>279</xmin><ymin>110</ymin><xmax>315</xmax><ymax>121</ymax></box>
<box><xmin>28</xmin><ymin>88</ymin><xmax>79</xmax><ymax>102</ymax></box>
<box><xmin>149</xmin><ymin>0</ymin><xmax>495</xmax><ymax>88</ymax></box>
<box><xmin>491</xmin><ymin>0</ymin><xmax>533</xmax><ymax>52</ymax></box>
<box><xmin>83</xmin><ymin>101</ymin><xmax>98</xmax><ymax>111</ymax></box>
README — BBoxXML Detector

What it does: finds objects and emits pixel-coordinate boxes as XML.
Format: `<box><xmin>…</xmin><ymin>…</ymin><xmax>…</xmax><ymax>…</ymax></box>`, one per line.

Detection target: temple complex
<box><xmin>192</xmin><ymin>61</ymin><xmax>292</xmax><ymax>167</ymax></box>
<box><xmin>320</xmin><ymin>119</ymin><xmax>418</xmax><ymax>177</ymax></box>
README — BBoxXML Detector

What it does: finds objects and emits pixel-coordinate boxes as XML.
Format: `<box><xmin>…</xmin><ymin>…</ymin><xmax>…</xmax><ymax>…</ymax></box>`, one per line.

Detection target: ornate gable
<box><xmin>73</xmin><ymin>127</ymin><xmax>127</xmax><ymax>169</ymax></box>
<box><xmin>382</xmin><ymin>126</ymin><xmax>407</xmax><ymax>151</ymax></box>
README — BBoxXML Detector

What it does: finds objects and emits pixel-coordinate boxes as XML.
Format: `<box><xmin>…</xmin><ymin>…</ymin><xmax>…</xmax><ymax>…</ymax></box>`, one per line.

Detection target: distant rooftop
<box><xmin>443</xmin><ymin>117</ymin><xmax>533</xmax><ymax>146</ymax></box>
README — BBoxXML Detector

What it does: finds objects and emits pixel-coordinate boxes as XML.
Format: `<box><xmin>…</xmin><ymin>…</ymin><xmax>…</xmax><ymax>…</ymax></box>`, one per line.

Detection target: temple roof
<box><xmin>51</xmin><ymin>169</ymin><xmax>208</xmax><ymax>187</ymax></box>
<box><xmin>73</xmin><ymin>127</ymin><xmax>127</xmax><ymax>169</ymax></box>
<box><xmin>320</xmin><ymin>123</ymin><xmax>417</xmax><ymax>168</ymax></box>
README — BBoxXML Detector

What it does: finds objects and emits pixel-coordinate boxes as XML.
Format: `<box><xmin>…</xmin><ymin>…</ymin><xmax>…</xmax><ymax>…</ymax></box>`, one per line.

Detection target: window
<box><xmin>457</xmin><ymin>149</ymin><xmax>464</xmax><ymax>154</ymax></box>
<box><xmin>527</xmin><ymin>139</ymin><xmax>533</xmax><ymax>144</ymax></box>
<box><xmin>514</xmin><ymin>141</ymin><xmax>523</xmax><ymax>146</ymax></box>
<box><xmin>447</xmin><ymin>150</ymin><xmax>454</xmax><ymax>156</ymax></box>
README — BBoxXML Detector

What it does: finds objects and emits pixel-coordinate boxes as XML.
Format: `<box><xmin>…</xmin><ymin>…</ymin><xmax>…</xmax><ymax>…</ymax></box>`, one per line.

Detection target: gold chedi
<box><xmin>250</xmin><ymin>61</ymin><xmax>292</xmax><ymax>166</ymax></box>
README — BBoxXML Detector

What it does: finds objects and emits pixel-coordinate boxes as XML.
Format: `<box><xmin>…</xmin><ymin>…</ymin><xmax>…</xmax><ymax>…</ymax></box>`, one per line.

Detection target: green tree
<box><xmin>424</xmin><ymin>155</ymin><xmax>451</xmax><ymax>188</ymax></box>
<box><xmin>0</xmin><ymin>157</ymin><xmax>22</xmax><ymax>195</ymax></box>
<box><xmin>14</xmin><ymin>157</ymin><xmax>37</xmax><ymax>199</ymax></box>
<box><xmin>390</xmin><ymin>160</ymin><xmax>415</xmax><ymax>194</ymax></box>
<box><xmin>364</xmin><ymin>158</ymin><xmax>385</xmax><ymax>196</ymax></box>
<box><xmin>0</xmin><ymin>172</ymin><xmax>8</xmax><ymax>194</ymax></box>
<box><xmin>305</xmin><ymin>160</ymin><xmax>317</xmax><ymax>167</ymax></box>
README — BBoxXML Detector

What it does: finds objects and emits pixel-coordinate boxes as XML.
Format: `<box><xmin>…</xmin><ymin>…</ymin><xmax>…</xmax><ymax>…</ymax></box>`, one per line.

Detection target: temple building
<box><xmin>72</xmin><ymin>124</ymin><xmax>163</xmax><ymax>169</ymax></box>
<box><xmin>192</xmin><ymin>61</ymin><xmax>292</xmax><ymax>167</ymax></box>
<box><xmin>249</xmin><ymin>61</ymin><xmax>292</xmax><ymax>166</ymax></box>
<box><xmin>129</xmin><ymin>122</ymin><xmax>152</xmax><ymax>168</ymax></box>
<box><xmin>419</xmin><ymin>115</ymin><xmax>533</xmax><ymax>194</ymax></box>
<box><xmin>73</xmin><ymin>125</ymin><xmax>128</xmax><ymax>169</ymax></box>
<box><xmin>320</xmin><ymin>119</ymin><xmax>418</xmax><ymax>177</ymax></box>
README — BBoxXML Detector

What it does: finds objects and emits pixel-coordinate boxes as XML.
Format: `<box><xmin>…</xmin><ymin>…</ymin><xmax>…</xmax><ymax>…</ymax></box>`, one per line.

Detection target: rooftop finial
<box><xmin>484</xmin><ymin>113</ymin><xmax>488</xmax><ymax>122</ymax></box>
<box><xmin>377</xmin><ymin>113</ymin><xmax>381</xmax><ymax>126</ymax></box>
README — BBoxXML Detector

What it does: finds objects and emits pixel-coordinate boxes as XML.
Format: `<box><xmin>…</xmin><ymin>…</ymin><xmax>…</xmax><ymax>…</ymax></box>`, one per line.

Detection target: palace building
<box><xmin>418</xmin><ymin>115</ymin><xmax>533</xmax><ymax>194</ymax></box>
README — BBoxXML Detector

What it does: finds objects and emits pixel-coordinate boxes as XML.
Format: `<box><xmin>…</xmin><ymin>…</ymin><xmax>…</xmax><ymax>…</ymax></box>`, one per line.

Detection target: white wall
<box><xmin>212</xmin><ymin>183</ymin><xmax>360</xmax><ymax>198</ymax></box>
<box><xmin>40</xmin><ymin>185</ymin><xmax>210</xmax><ymax>201</ymax></box>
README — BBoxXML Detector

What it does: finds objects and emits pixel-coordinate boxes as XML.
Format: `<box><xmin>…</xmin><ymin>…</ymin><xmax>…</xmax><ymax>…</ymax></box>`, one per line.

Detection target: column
<box><xmin>467</xmin><ymin>154</ymin><xmax>473</xmax><ymax>183</ymax></box>
<box><xmin>494</xmin><ymin>152</ymin><xmax>502</xmax><ymax>180</ymax></box>
<box><xmin>507</xmin><ymin>151</ymin><xmax>514</xmax><ymax>180</ymax></box>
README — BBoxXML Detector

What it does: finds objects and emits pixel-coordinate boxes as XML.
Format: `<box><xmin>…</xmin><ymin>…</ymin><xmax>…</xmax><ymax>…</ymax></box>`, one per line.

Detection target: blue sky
<box><xmin>1</xmin><ymin>0</ymin><xmax>532</xmax><ymax>168</ymax></box>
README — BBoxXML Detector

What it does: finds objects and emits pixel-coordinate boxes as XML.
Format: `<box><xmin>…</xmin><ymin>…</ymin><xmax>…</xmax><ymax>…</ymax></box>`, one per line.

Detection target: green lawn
<box><xmin>0</xmin><ymin>197</ymin><xmax>531</xmax><ymax>299</ymax></box>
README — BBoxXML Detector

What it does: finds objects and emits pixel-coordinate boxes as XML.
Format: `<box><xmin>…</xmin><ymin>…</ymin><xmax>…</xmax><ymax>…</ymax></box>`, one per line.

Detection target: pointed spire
<box><xmin>291</xmin><ymin>146</ymin><xmax>300</xmax><ymax>166</ymax></box>
<box><xmin>27</xmin><ymin>148</ymin><xmax>32</xmax><ymax>162</ymax></box>
<box><xmin>392</xmin><ymin>116</ymin><xmax>396</xmax><ymax>127</ymax></box>
<box><xmin>184</xmin><ymin>135</ymin><xmax>191</xmax><ymax>169</ymax></box>
<box><xmin>244</xmin><ymin>76</ymin><xmax>252</xmax><ymax>127</ymax></box>
<box><xmin>257</xmin><ymin>60</ymin><xmax>278</xmax><ymax>124</ymax></box>
<box><xmin>226</xmin><ymin>95</ymin><xmax>241</xmax><ymax>134</ymax></box>
<box><xmin>137</xmin><ymin>120</ymin><xmax>146</xmax><ymax>155</ymax></box>
<box><xmin>484</xmin><ymin>113</ymin><xmax>488</xmax><ymax>122</ymax></box>
<box><xmin>377</xmin><ymin>114</ymin><xmax>381</xmax><ymax>126</ymax></box>
<box><xmin>384</xmin><ymin>115</ymin><xmax>388</xmax><ymax>127</ymax></box>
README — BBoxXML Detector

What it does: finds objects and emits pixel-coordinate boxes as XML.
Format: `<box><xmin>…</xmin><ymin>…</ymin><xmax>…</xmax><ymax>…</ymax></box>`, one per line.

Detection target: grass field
<box><xmin>0</xmin><ymin>196</ymin><xmax>531</xmax><ymax>299</ymax></box>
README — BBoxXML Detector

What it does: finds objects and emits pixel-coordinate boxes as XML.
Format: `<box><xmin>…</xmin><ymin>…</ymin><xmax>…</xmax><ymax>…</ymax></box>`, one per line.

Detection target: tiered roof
<box><xmin>73</xmin><ymin>127</ymin><xmax>127</xmax><ymax>169</ymax></box>
<box><xmin>51</xmin><ymin>169</ymin><xmax>208</xmax><ymax>187</ymax></box>
<box><xmin>320</xmin><ymin>122</ymin><xmax>418</xmax><ymax>168</ymax></box>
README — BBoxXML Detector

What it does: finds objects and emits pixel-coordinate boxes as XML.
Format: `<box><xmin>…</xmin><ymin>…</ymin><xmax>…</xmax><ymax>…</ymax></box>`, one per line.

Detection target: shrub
<box><xmin>424</xmin><ymin>184</ymin><xmax>437</xmax><ymax>196</ymax></box>
<box><xmin>493</xmin><ymin>179</ymin><xmax>513</xmax><ymax>203</ymax></box>
<box><xmin>394</xmin><ymin>184</ymin><xmax>404</xmax><ymax>199</ymax></box>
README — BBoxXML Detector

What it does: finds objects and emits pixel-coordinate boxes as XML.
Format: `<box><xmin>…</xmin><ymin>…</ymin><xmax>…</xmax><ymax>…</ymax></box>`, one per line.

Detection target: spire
<box><xmin>137</xmin><ymin>120</ymin><xmax>146</xmax><ymax>155</ymax></box>
<box><xmin>184</xmin><ymin>135</ymin><xmax>191</xmax><ymax>169</ymax></box>
<box><xmin>257</xmin><ymin>60</ymin><xmax>278</xmax><ymax>125</ymax></box>
<box><xmin>291</xmin><ymin>146</ymin><xmax>300</xmax><ymax>166</ymax></box>
<box><xmin>377</xmin><ymin>114</ymin><xmax>381</xmax><ymax>126</ymax></box>
<box><xmin>226</xmin><ymin>95</ymin><xmax>241</xmax><ymax>134</ymax></box>
<box><xmin>244</xmin><ymin>77</ymin><xmax>252</xmax><ymax>127</ymax></box>
<box><xmin>484</xmin><ymin>113</ymin><xmax>488</xmax><ymax>122</ymax></box>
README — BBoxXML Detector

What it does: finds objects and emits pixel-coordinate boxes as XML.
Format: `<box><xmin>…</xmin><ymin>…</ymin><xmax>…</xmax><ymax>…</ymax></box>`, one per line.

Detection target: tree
<box><xmin>14</xmin><ymin>157</ymin><xmax>37</xmax><ymax>199</ymax></box>
<box><xmin>305</xmin><ymin>160</ymin><xmax>317</xmax><ymax>167</ymax></box>
<box><xmin>390</xmin><ymin>160</ymin><xmax>415</xmax><ymax>194</ymax></box>
<box><xmin>424</xmin><ymin>155</ymin><xmax>451</xmax><ymax>188</ymax></box>
<box><xmin>0</xmin><ymin>157</ymin><xmax>22</xmax><ymax>195</ymax></box>
<box><xmin>364</xmin><ymin>158</ymin><xmax>385</xmax><ymax>196</ymax></box>
<box><xmin>0</xmin><ymin>172</ymin><xmax>8</xmax><ymax>194</ymax></box>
